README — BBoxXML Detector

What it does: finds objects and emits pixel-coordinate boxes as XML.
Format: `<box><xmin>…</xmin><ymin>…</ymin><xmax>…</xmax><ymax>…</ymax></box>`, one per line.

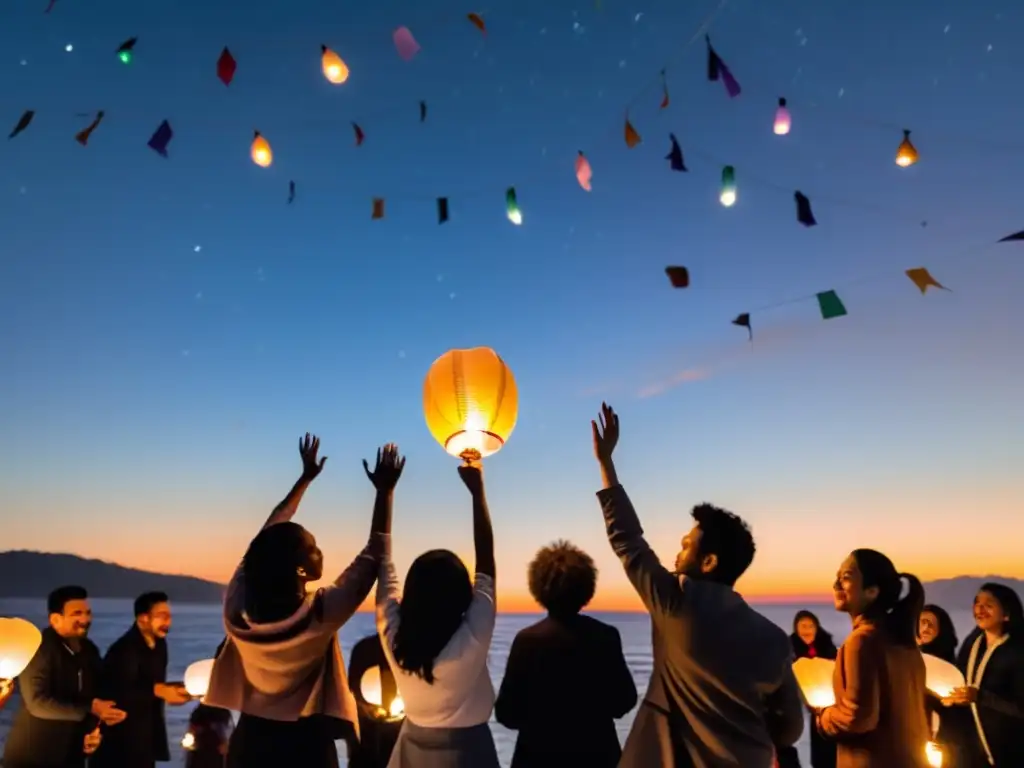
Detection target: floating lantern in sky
<box><xmin>895</xmin><ymin>129</ymin><xmax>919</xmax><ymax>167</ymax></box>
<box><xmin>250</xmin><ymin>131</ymin><xmax>272</xmax><ymax>167</ymax></box>
<box><xmin>575</xmin><ymin>151</ymin><xmax>593</xmax><ymax>191</ymax></box>
<box><xmin>320</xmin><ymin>45</ymin><xmax>349</xmax><ymax>84</ymax></box>
<box><xmin>116</xmin><ymin>36</ymin><xmax>138</xmax><ymax>64</ymax></box>
<box><xmin>393</xmin><ymin>26</ymin><xmax>420</xmax><ymax>61</ymax></box>
<box><xmin>922</xmin><ymin>653</ymin><xmax>964</xmax><ymax>698</ymax></box>
<box><xmin>0</xmin><ymin>618</ymin><xmax>42</xmax><ymax>681</ymax></box>
<box><xmin>792</xmin><ymin>657</ymin><xmax>836</xmax><ymax>708</ymax></box>
<box><xmin>505</xmin><ymin>187</ymin><xmax>522</xmax><ymax>225</ymax></box>
<box><xmin>423</xmin><ymin>347</ymin><xmax>518</xmax><ymax>461</ymax></box>
<box><xmin>926</xmin><ymin>741</ymin><xmax>943</xmax><ymax>767</ymax></box>
<box><xmin>720</xmin><ymin>165</ymin><xmax>737</xmax><ymax>207</ymax></box>
<box><xmin>183</xmin><ymin>659</ymin><xmax>216</xmax><ymax>699</ymax></box>
<box><xmin>773</xmin><ymin>97</ymin><xmax>791</xmax><ymax>135</ymax></box>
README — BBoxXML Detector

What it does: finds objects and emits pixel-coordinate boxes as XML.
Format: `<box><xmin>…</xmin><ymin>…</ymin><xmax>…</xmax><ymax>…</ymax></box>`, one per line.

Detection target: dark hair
<box><xmin>47</xmin><ymin>585</ymin><xmax>87</xmax><ymax>615</ymax></box>
<box><xmin>851</xmin><ymin>548</ymin><xmax>924</xmax><ymax>647</ymax></box>
<box><xmin>979</xmin><ymin>582</ymin><xmax>1024</xmax><ymax>645</ymax></box>
<box><xmin>528</xmin><ymin>540</ymin><xmax>597</xmax><ymax>617</ymax></box>
<box><xmin>691</xmin><ymin>503</ymin><xmax>755</xmax><ymax>585</ymax></box>
<box><xmin>242</xmin><ymin>522</ymin><xmax>311</xmax><ymax>623</ymax></box>
<box><xmin>134</xmin><ymin>591</ymin><xmax>169</xmax><ymax>617</ymax></box>
<box><xmin>919</xmin><ymin>604</ymin><xmax>959</xmax><ymax>663</ymax></box>
<box><xmin>792</xmin><ymin>609</ymin><xmax>837</xmax><ymax>656</ymax></box>
<box><xmin>392</xmin><ymin>550</ymin><xmax>473</xmax><ymax>684</ymax></box>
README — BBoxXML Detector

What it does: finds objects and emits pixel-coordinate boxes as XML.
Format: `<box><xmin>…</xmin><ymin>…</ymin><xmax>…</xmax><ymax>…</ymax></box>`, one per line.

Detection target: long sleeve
<box><xmin>19</xmin><ymin>646</ymin><xmax>90</xmax><ymax>722</ymax></box>
<box><xmin>99</xmin><ymin>641</ymin><xmax>151</xmax><ymax>712</ymax></box>
<box><xmin>319</xmin><ymin>532</ymin><xmax>388</xmax><ymax>628</ymax></box>
<box><xmin>765</xmin><ymin>661</ymin><xmax>805</xmax><ymax>747</ymax></box>
<box><xmin>375</xmin><ymin>545</ymin><xmax>401</xmax><ymax>636</ymax></box>
<box><xmin>977</xmin><ymin>650</ymin><xmax>1024</xmax><ymax>719</ymax></box>
<box><xmin>494</xmin><ymin>634</ymin><xmax>530</xmax><ymax>730</ymax></box>
<box><xmin>597</xmin><ymin>484</ymin><xmax>684</xmax><ymax>619</ymax></box>
<box><xmin>819</xmin><ymin>632</ymin><xmax>881</xmax><ymax>736</ymax></box>
<box><xmin>604</xmin><ymin>627</ymin><xmax>638</xmax><ymax>718</ymax></box>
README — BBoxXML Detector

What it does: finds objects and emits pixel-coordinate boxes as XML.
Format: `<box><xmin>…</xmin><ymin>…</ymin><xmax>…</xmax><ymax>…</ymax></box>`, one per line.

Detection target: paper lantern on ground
<box><xmin>321</xmin><ymin>45</ymin><xmax>349</xmax><ymax>84</ymax></box>
<box><xmin>792</xmin><ymin>657</ymin><xmax>836</xmax><ymax>708</ymax></box>
<box><xmin>423</xmin><ymin>347</ymin><xmax>518</xmax><ymax>461</ymax></box>
<box><xmin>773</xmin><ymin>97</ymin><xmax>791</xmax><ymax>135</ymax></box>
<box><xmin>895</xmin><ymin>129</ymin><xmax>919</xmax><ymax>168</ymax></box>
<box><xmin>922</xmin><ymin>652</ymin><xmax>964</xmax><ymax>698</ymax></box>
<box><xmin>926</xmin><ymin>741</ymin><xmax>943</xmax><ymax>767</ymax></box>
<box><xmin>359</xmin><ymin>666</ymin><xmax>405</xmax><ymax>721</ymax></box>
<box><xmin>0</xmin><ymin>618</ymin><xmax>42</xmax><ymax>680</ymax></box>
<box><xmin>183</xmin><ymin>658</ymin><xmax>216</xmax><ymax>698</ymax></box>
<box><xmin>250</xmin><ymin>131</ymin><xmax>272</xmax><ymax>168</ymax></box>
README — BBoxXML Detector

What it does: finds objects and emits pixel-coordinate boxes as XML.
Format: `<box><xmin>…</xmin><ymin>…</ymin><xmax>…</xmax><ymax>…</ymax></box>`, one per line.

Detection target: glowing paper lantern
<box><xmin>0</xmin><ymin>618</ymin><xmax>42</xmax><ymax>680</ymax></box>
<box><xmin>423</xmin><ymin>347</ymin><xmax>518</xmax><ymax>460</ymax></box>
<box><xmin>792</xmin><ymin>657</ymin><xmax>836</xmax><ymax>708</ymax></box>
<box><xmin>720</xmin><ymin>165</ymin><xmax>737</xmax><ymax>207</ymax></box>
<box><xmin>359</xmin><ymin>666</ymin><xmax>404</xmax><ymax>720</ymax></box>
<box><xmin>926</xmin><ymin>741</ymin><xmax>943</xmax><ymax>767</ymax></box>
<box><xmin>183</xmin><ymin>658</ymin><xmax>215</xmax><ymax>698</ymax></box>
<box><xmin>922</xmin><ymin>653</ymin><xmax>965</xmax><ymax>698</ymax></box>
<box><xmin>320</xmin><ymin>45</ymin><xmax>349</xmax><ymax>84</ymax></box>
<box><xmin>773</xmin><ymin>97</ymin><xmax>791</xmax><ymax>135</ymax></box>
<box><xmin>250</xmin><ymin>131</ymin><xmax>272</xmax><ymax>168</ymax></box>
<box><xmin>505</xmin><ymin>187</ymin><xmax>522</xmax><ymax>225</ymax></box>
<box><xmin>895</xmin><ymin>129</ymin><xmax>919</xmax><ymax>168</ymax></box>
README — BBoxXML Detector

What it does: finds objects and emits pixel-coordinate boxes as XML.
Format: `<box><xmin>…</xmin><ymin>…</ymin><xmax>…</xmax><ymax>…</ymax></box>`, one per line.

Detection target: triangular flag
<box><xmin>998</xmin><ymin>230</ymin><xmax>1024</xmax><ymax>242</ymax></box>
<box><xmin>287</xmin><ymin>181</ymin><xmax>296</xmax><ymax>204</ymax></box>
<box><xmin>794</xmin><ymin>191</ymin><xmax>817</xmax><ymax>227</ymax></box>
<box><xmin>666</xmin><ymin>134</ymin><xmax>687</xmax><ymax>171</ymax></box>
<box><xmin>467</xmin><ymin>13</ymin><xmax>486</xmax><ymax>34</ymax></box>
<box><xmin>665</xmin><ymin>266</ymin><xmax>689</xmax><ymax>288</ymax></box>
<box><xmin>419</xmin><ymin>100</ymin><xmax>427</xmax><ymax>123</ymax></box>
<box><xmin>659</xmin><ymin>69</ymin><xmax>670</xmax><ymax>109</ymax></box>
<box><xmin>705</xmin><ymin>35</ymin><xmax>741</xmax><ymax>97</ymax></box>
<box><xmin>9</xmin><ymin>110</ymin><xmax>34</xmax><ymax>139</ymax></box>
<box><xmin>624</xmin><ymin>116</ymin><xmax>641</xmax><ymax>148</ymax></box>
<box><xmin>147</xmin><ymin>120</ymin><xmax>173</xmax><ymax>157</ymax></box>
<box><xmin>372</xmin><ymin>198</ymin><xmax>385</xmax><ymax>219</ymax></box>
<box><xmin>575</xmin><ymin>151</ymin><xmax>593</xmax><ymax>191</ymax></box>
<box><xmin>905</xmin><ymin>267</ymin><xmax>947</xmax><ymax>294</ymax></box>
<box><xmin>816</xmin><ymin>290</ymin><xmax>847</xmax><ymax>320</ymax></box>
<box><xmin>732</xmin><ymin>313</ymin><xmax>752</xmax><ymax>341</ymax></box>
<box><xmin>217</xmin><ymin>47</ymin><xmax>237</xmax><ymax>86</ymax></box>
<box><xmin>352</xmin><ymin>122</ymin><xmax>365</xmax><ymax>146</ymax></box>
<box><xmin>74</xmin><ymin>111</ymin><xmax>105</xmax><ymax>146</ymax></box>
<box><xmin>437</xmin><ymin>197</ymin><xmax>449</xmax><ymax>224</ymax></box>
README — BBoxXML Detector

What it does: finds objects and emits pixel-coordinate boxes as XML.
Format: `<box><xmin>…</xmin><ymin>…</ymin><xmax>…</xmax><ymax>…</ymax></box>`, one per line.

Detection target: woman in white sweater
<box><xmin>376</xmin><ymin>458</ymin><xmax>499</xmax><ymax>768</ymax></box>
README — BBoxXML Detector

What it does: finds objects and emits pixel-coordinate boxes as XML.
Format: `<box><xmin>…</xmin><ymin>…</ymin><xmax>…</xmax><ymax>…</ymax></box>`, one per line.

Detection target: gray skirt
<box><xmin>386</xmin><ymin>720</ymin><xmax>499</xmax><ymax>768</ymax></box>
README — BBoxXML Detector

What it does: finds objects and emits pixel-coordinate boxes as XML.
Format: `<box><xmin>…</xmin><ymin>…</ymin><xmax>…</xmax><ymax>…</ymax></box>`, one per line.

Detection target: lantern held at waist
<box><xmin>792</xmin><ymin>657</ymin><xmax>836</xmax><ymax>708</ymax></box>
<box><xmin>184</xmin><ymin>658</ymin><xmax>216</xmax><ymax>699</ymax></box>
<box><xmin>423</xmin><ymin>347</ymin><xmax>518</xmax><ymax>461</ymax></box>
<box><xmin>359</xmin><ymin>665</ymin><xmax>405</xmax><ymax>722</ymax></box>
<box><xmin>0</xmin><ymin>617</ymin><xmax>42</xmax><ymax>680</ymax></box>
<box><xmin>922</xmin><ymin>653</ymin><xmax>965</xmax><ymax>698</ymax></box>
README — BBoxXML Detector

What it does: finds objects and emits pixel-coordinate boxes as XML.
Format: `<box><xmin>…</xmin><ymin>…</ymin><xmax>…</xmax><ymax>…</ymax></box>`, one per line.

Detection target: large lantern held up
<box><xmin>423</xmin><ymin>347</ymin><xmax>518</xmax><ymax>461</ymax></box>
<box><xmin>922</xmin><ymin>653</ymin><xmax>964</xmax><ymax>698</ymax></box>
<box><xmin>792</xmin><ymin>657</ymin><xmax>836</xmax><ymax>708</ymax></box>
<box><xmin>183</xmin><ymin>658</ymin><xmax>216</xmax><ymax>698</ymax></box>
<box><xmin>0</xmin><ymin>618</ymin><xmax>42</xmax><ymax>680</ymax></box>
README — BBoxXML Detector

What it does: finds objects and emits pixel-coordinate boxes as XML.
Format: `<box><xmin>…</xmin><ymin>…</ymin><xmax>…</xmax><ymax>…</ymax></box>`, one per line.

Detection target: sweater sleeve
<box><xmin>319</xmin><ymin>532</ymin><xmax>388</xmax><ymax>628</ymax></box>
<box><xmin>819</xmin><ymin>631</ymin><xmax>881</xmax><ymax>736</ymax></box>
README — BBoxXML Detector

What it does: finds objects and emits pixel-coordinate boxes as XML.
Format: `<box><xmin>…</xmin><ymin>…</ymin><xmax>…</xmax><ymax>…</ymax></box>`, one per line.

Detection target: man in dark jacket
<box><xmin>91</xmin><ymin>591</ymin><xmax>191</xmax><ymax>768</ymax></box>
<box><xmin>2</xmin><ymin>585</ymin><xmax>127</xmax><ymax>768</ymax></box>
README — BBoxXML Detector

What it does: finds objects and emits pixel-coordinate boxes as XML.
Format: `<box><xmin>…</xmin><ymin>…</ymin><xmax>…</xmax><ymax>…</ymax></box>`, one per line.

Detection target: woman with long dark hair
<box><xmin>816</xmin><ymin>548</ymin><xmax>931</xmax><ymax>767</ymax></box>
<box><xmin>205</xmin><ymin>435</ymin><xmax>405</xmax><ymax>768</ymax></box>
<box><xmin>777</xmin><ymin>610</ymin><xmax>837</xmax><ymax>768</ymax></box>
<box><xmin>376</xmin><ymin>457</ymin><xmax>499</xmax><ymax>767</ymax></box>
<box><xmin>943</xmin><ymin>582</ymin><xmax>1024</xmax><ymax>767</ymax></box>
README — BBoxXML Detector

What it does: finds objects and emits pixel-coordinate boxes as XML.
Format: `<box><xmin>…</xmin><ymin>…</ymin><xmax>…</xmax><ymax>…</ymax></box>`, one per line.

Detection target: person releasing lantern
<box><xmin>0</xmin><ymin>617</ymin><xmax>43</xmax><ymax>683</ymax></box>
<box><xmin>250</xmin><ymin>131</ymin><xmax>272</xmax><ymax>168</ymax></box>
<box><xmin>773</xmin><ymin>97</ymin><xmax>791</xmax><ymax>135</ymax></box>
<box><xmin>321</xmin><ymin>45</ymin><xmax>349</xmax><ymax>84</ymax></box>
<box><xmin>423</xmin><ymin>347</ymin><xmax>518</xmax><ymax>462</ymax></box>
<box><xmin>895</xmin><ymin>129</ymin><xmax>919</xmax><ymax>167</ymax></box>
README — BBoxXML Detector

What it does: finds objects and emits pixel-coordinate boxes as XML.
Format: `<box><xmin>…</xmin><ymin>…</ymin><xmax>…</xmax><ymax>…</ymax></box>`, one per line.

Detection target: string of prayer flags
<box><xmin>9</xmin><ymin>110</ymin><xmax>35</xmax><ymax>139</ymax></box>
<box><xmin>147</xmin><ymin>120</ymin><xmax>173</xmax><ymax>157</ymax></box>
<box><xmin>372</xmin><ymin>198</ymin><xmax>385</xmax><ymax>219</ymax></box>
<box><xmin>575</xmin><ymin>151</ymin><xmax>593</xmax><ymax>191</ymax></box>
<box><xmin>116</xmin><ymin>37</ymin><xmax>138</xmax><ymax>65</ymax></box>
<box><xmin>419</xmin><ymin>101</ymin><xmax>427</xmax><ymax>123</ymax></box>
<box><xmin>905</xmin><ymin>267</ymin><xmax>947</xmax><ymax>294</ymax></box>
<box><xmin>998</xmin><ymin>230</ymin><xmax>1024</xmax><ymax>242</ymax></box>
<box><xmin>251</xmin><ymin>131</ymin><xmax>272</xmax><ymax>167</ymax></box>
<box><xmin>75</xmin><ymin>111</ymin><xmax>105</xmax><ymax>146</ymax></box>
<box><xmin>624</xmin><ymin>116</ymin><xmax>641</xmax><ymax>148</ymax></box>
<box><xmin>895</xmin><ymin>130</ymin><xmax>918</xmax><ymax>168</ymax></box>
<box><xmin>217</xmin><ymin>48</ymin><xmax>237</xmax><ymax>86</ymax></box>
<box><xmin>817</xmin><ymin>290</ymin><xmax>847</xmax><ymax>320</ymax></box>
<box><xmin>467</xmin><ymin>13</ymin><xmax>486</xmax><ymax>35</ymax></box>
<box><xmin>287</xmin><ymin>181</ymin><xmax>296</xmax><ymax>204</ymax></box>
<box><xmin>659</xmin><ymin>70</ymin><xmax>670</xmax><ymax>109</ymax></box>
<box><xmin>505</xmin><ymin>187</ymin><xmax>522</xmax><ymax>225</ymax></box>
<box><xmin>352</xmin><ymin>122</ymin><xmax>365</xmax><ymax>146</ymax></box>
<box><xmin>705</xmin><ymin>35</ymin><xmax>741</xmax><ymax>98</ymax></box>
<box><xmin>437</xmin><ymin>197</ymin><xmax>449</xmax><ymax>224</ymax></box>
<box><xmin>665</xmin><ymin>266</ymin><xmax>690</xmax><ymax>289</ymax></box>
<box><xmin>795</xmin><ymin>191</ymin><xmax>817</xmax><ymax>227</ymax></box>
<box><xmin>393</xmin><ymin>27</ymin><xmax>420</xmax><ymax>61</ymax></box>
<box><xmin>732</xmin><ymin>313</ymin><xmax>752</xmax><ymax>341</ymax></box>
<box><xmin>666</xmin><ymin>134</ymin><xmax>687</xmax><ymax>171</ymax></box>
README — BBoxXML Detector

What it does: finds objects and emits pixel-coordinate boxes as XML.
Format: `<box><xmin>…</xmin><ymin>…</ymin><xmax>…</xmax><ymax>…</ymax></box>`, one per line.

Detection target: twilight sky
<box><xmin>1</xmin><ymin>0</ymin><xmax>1021</xmax><ymax>612</ymax></box>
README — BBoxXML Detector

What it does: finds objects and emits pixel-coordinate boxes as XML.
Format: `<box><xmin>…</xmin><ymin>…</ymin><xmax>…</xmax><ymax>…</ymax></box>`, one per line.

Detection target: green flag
<box><xmin>816</xmin><ymin>290</ymin><xmax>847</xmax><ymax>320</ymax></box>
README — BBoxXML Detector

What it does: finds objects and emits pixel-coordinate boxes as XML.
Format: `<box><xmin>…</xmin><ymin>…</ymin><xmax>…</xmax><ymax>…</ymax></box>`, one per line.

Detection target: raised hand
<box><xmin>591</xmin><ymin>402</ymin><xmax>620</xmax><ymax>462</ymax></box>
<box><xmin>457</xmin><ymin>459</ymin><xmax>484</xmax><ymax>497</ymax></box>
<box><xmin>299</xmin><ymin>433</ymin><xmax>327</xmax><ymax>480</ymax></box>
<box><xmin>363</xmin><ymin>444</ymin><xmax>406</xmax><ymax>492</ymax></box>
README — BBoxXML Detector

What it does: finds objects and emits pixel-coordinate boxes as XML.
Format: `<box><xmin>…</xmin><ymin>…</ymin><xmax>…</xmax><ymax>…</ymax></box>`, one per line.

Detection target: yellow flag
<box><xmin>905</xmin><ymin>267</ymin><xmax>947</xmax><ymax>294</ymax></box>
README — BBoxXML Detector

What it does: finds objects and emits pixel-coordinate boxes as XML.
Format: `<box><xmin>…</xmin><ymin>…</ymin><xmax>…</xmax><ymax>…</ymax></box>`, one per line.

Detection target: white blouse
<box><xmin>375</xmin><ymin>549</ymin><xmax>496</xmax><ymax>729</ymax></box>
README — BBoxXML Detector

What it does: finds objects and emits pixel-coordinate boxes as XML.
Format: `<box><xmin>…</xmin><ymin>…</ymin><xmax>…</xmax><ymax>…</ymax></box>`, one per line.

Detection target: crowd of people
<box><xmin>1</xmin><ymin>405</ymin><xmax>1023</xmax><ymax>768</ymax></box>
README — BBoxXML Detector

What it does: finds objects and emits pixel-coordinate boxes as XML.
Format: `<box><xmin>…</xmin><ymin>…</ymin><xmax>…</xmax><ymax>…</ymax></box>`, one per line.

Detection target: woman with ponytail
<box><xmin>816</xmin><ymin>549</ymin><xmax>931</xmax><ymax>767</ymax></box>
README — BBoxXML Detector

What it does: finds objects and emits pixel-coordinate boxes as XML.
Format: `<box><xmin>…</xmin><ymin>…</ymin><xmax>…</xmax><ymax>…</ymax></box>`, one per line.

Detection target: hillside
<box><xmin>0</xmin><ymin>551</ymin><xmax>226</xmax><ymax>604</ymax></box>
<box><xmin>922</xmin><ymin>575</ymin><xmax>1024</xmax><ymax>610</ymax></box>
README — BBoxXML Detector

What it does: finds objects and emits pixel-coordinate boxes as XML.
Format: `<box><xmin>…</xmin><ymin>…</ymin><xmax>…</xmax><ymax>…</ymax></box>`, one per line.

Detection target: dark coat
<box><xmin>777</xmin><ymin>633</ymin><xmax>838</xmax><ymax>768</ymax></box>
<box><xmin>346</xmin><ymin>634</ymin><xmax>401</xmax><ymax>768</ymax></box>
<box><xmin>90</xmin><ymin>624</ymin><xmax>170</xmax><ymax>767</ymax></box>
<box><xmin>495</xmin><ymin>612</ymin><xmax>637</xmax><ymax>768</ymax></box>
<box><xmin>2</xmin><ymin>627</ymin><xmax>101</xmax><ymax>768</ymax></box>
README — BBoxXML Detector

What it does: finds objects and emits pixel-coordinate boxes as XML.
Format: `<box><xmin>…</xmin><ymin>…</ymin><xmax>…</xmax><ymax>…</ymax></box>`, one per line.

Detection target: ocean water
<box><xmin>0</xmin><ymin>598</ymin><xmax>980</xmax><ymax>766</ymax></box>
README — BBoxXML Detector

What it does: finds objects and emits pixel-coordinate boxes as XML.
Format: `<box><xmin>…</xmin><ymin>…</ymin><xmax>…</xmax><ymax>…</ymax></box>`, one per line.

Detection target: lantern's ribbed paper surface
<box><xmin>0</xmin><ymin>618</ymin><xmax>42</xmax><ymax>680</ymax></box>
<box><xmin>423</xmin><ymin>347</ymin><xmax>518</xmax><ymax>458</ymax></box>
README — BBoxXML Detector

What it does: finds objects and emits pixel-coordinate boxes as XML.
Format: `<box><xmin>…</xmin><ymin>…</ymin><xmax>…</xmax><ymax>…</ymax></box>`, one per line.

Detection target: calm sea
<box><xmin>0</xmin><ymin>598</ymin><xmax>979</xmax><ymax>767</ymax></box>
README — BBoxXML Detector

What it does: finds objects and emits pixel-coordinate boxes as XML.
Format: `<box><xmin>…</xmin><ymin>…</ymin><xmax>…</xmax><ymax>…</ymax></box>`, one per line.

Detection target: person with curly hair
<box><xmin>495</xmin><ymin>540</ymin><xmax>637</xmax><ymax>768</ymax></box>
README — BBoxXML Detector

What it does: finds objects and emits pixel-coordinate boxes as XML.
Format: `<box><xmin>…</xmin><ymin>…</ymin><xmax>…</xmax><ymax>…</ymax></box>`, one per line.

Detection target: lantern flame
<box><xmin>0</xmin><ymin>618</ymin><xmax>42</xmax><ymax>681</ymax></box>
<box><xmin>507</xmin><ymin>207</ymin><xmax>522</xmax><ymax>225</ymax></box>
<box><xmin>183</xmin><ymin>658</ymin><xmax>216</xmax><ymax>698</ymax></box>
<box><xmin>895</xmin><ymin>129</ymin><xmax>918</xmax><ymax>168</ymax></box>
<box><xmin>926</xmin><ymin>741</ymin><xmax>942</xmax><ymax>767</ymax></box>
<box><xmin>773</xmin><ymin>97</ymin><xmax>791</xmax><ymax>136</ymax></box>
<box><xmin>181</xmin><ymin>732</ymin><xmax>196</xmax><ymax>750</ymax></box>
<box><xmin>719</xmin><ymin>189</ymin><xmax>737</xmax><ymax>207</ymax></box>
<box><xmin>792</xmin><ymin>657</ymin><xmax>836</xmax><ymax>709</ymax></box>
<box><xmin>389</xmin><ymin>697</ymin><xmax>404</xmax><ymax>717</ymax></box>
<box><xmin>251</xmin><ymin>132</ymin><xmax>273</xmax><ymax>168</ymax></box>
<box><xmin>321</xmin><ymin>45</ymin><xmax>349</xmax><ymax>85</ymax></box>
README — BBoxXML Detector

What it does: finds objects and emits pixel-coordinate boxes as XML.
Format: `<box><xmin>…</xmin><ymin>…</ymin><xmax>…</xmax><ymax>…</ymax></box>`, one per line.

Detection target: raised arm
<box><xmin>459</xmin><ymin>460</ymin><xmax>495</xmax><ymax>580</ymax></box>
<box><xmin>818</xmin><ymin>632</ymin><xmax>881</xmax><ymax>737</ymax></box>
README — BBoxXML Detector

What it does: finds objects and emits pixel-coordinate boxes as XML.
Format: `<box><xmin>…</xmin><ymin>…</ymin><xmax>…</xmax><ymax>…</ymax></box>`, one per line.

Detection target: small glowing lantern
<box><xmin>0</xmin><ymin>617</ymin><xmax>42</xmax><ymax>681</ymax></box>
<box><xmin>926</xmin><ymin>741</ymin><xmax>943</xmax><ymax>767</ymax></box>
<box><xmin>320</xmin><ymin>45</ymin><xmax>349</xmax><ymax>85</ymax></box>
<box><xmin>181</xmin><ymin>732</ymin><xmax>196</xmax><ymax>750</ymax></box>
<box><xmin>922</xmin><ymin>653</ymin><xmax>964</xmax><ymax>698</ymax></box>
<box><xmin>359</xmin><ymin>666</ymin><xmax>405</xmax><ymax>721</ymax></box>
<box><xmin>250</xmin><ymin>131</ymin><xmax>272</xmax><ymax>168</ymax></box>
<box><xmin>720</xmin><ymin>165</ymin><xmax>737</xmax><ymax>207</ymax></box>
<box><xmin>423</xmin><ymin>347</ymin><xmax>518</xmax><ymax>461</ymax></box>
<box><xmin>505</xmin><ymin>187</ymin><xmax>522</xmax><ymax>225</ymax></box>
<box><xmin>773</xmin><ymin>97</ymin><xmax>791</xmax><ymax>135</ymax></box>
<box><xmin>895</xmin><ymin>129</ymin><xmax>918</xmax><ymax>168</ymax></box>
<box><xmin>792</xmin><ymin>657</ymin><xmax>836</xmax><ymax>708</ymax></box>
<box><xmin>183</xmin><ymin>658</ymin><xmax>216</xmax><ymax>699</ymax></box>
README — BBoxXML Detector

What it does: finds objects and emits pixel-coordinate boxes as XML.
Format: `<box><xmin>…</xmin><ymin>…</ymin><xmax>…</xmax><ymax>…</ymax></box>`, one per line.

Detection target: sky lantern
<box><xmin>926</xmin><ymin>742</ymin><xmax>943</xmax><ymax>767</ymax></box>
<box><xmin>423</xmin><ymin>347</ymin><xmax>518</xmax><ymax>461</ymax></box>
<box><xmin>320</xmin><ymin>45</ymin><xmax>349</xmax><ymax>84</ymax></box>
<box><xmin>505</xmin><ymin>187</ymin><xmax>522</xmax><ymax>225</ymax></box>
<box><xmin>183</xmin><ymin>658</ymin><xmax>215</xmax><ymax>699</ymax></box>
<box><xmin>0</xmin><ymin>618</ymin><xmax>42</xmax><ymax>681</ymax></box>
<box><xmin>895</xmin><ymin>129</ymin><xmax>919</xmax><ymax>167</ymax></box>
<box><xmin>720</xmin><ymin>165</ymin><xmax>737</xmax><ymax>207</ymax></box>
<box><xmin>250</xmin><ymin>131</ymin><xmax>272</xmax><ymax>167</ymax></box>
<box><xmin>773</xmin><ymin>97</ymin><xmax>791</xmax><ymax>135</ymax></box>
<box><xmin>359</xmin><ymin>665</ymin><xmax>405</xmax><ymax>721</ymax></box>
<box><xmin>922</xmin><ymin>653</ymin><xmax>964</xmax><ymax>698</ymax></box>
<box><xmin>792</xmin><ymin>657</ymin><xmax>835</xmax><ymax>708</ymax></box>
